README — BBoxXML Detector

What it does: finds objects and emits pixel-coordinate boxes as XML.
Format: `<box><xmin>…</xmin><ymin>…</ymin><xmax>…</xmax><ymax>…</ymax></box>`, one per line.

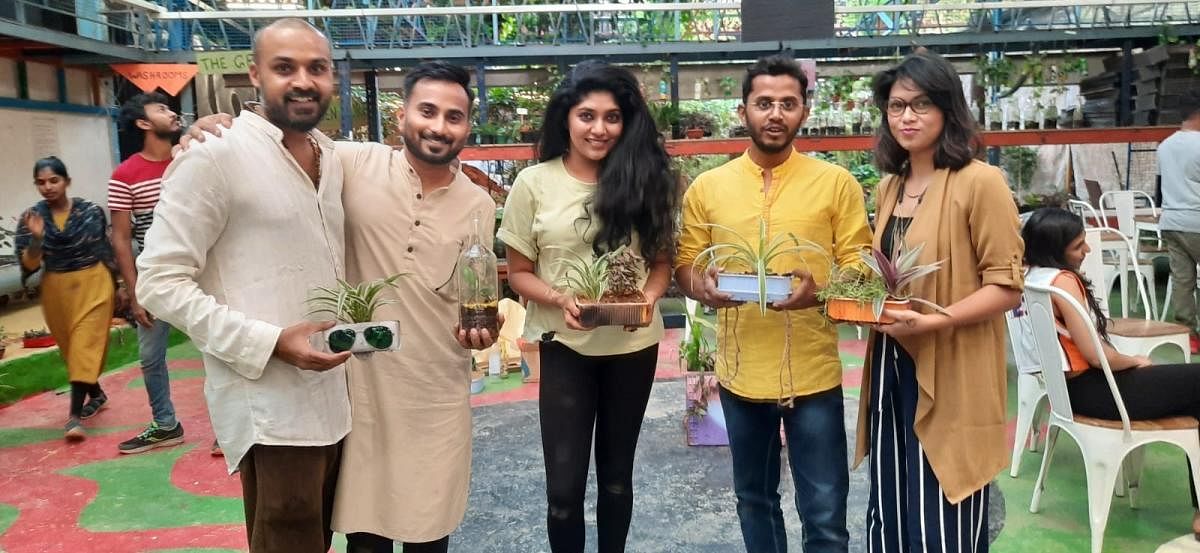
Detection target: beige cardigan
<box><xmin>853</xmin><ymin>160</ymin><xmax>1025</xmax><ymax>503</ymax></box>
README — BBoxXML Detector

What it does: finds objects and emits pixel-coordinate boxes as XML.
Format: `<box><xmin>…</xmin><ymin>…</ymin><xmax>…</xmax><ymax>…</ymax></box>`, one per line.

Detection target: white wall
<box><xmin>0</xmin><ymin>108</ymin><xmax>115</xmax><ymax>228</ymax></box>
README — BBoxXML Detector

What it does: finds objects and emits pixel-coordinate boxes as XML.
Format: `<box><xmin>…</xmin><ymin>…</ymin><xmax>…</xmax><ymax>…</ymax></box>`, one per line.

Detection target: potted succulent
<box><xmin>306</xmin><ymin>274</ymin><xmax>404</xmax><ymax>354</ymax></box>
<box><xmin>679</xmin><ymin>111</ymin><xmax>716</xmax><ymax>139</ymax></box>
<box><xmin>818</xmin><ymin>245</ymin><xmax>945</xmax><ymax>324</ymax></box>
<box><xmin>690</xmin><ymin>220</ymin><xmax>825</xmax><ymax>315</ymax></box>
<box><xmin>555</xmin><ymin>246</ymin><xmax>653</xmax><ymax>327</ymax></box>
<box><xmin>22</xmin><ymin>328</ymin><xmax>55</xmax><ymax>349</ymax></box>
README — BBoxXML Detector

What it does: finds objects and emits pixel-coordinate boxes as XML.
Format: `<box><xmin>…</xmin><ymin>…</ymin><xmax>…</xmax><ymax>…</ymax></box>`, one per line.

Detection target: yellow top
<box><xmin>52</xmin><ymin>210</ymin><xmax>69</xmax><ymax>230</ymax></box>
<box><xmin>498</xmin><ymin>157</ymin><xmax>664</xmax><ymax>356</ymax></box>
<box><xmin>676</xmin><ymin>151</ymin><xmax>872</xmax><ymax>401</ymax></box>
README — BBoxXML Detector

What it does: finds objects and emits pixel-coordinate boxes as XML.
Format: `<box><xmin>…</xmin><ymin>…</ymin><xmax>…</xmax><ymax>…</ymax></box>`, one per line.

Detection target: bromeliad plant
<box><xmin>690</xmin><ymin>219</ymin><xmax>826</xmax><ymax>315</ymax></box>
<box><xmin>818</xmin><ymin>245</ymin><xmax>946</xmax><ymax>323</ymax></box>
<box><xmin>306</xmin><ymin>274</ymin><xmax>405</xmax><ymax>354</ymax></box>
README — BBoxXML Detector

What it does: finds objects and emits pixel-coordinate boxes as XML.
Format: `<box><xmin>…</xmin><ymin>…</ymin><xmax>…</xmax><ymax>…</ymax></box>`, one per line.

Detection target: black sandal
<box><xmin>80</xmin><ymin>394</ymin><xmax>107</xmax><ymax>419</ymax></box>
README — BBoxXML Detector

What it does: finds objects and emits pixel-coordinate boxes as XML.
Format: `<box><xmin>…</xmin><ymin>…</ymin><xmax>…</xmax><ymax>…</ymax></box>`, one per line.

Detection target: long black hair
<box><xmin>1022</xmin><ymin>207</ymin><xmax>1110</xmax><ymax>341</ymax></box>
<box><xmin>872</xmin><ymin>50</ymin><xmax>983</xmax><ymax>176</ymax></box>
<box><xmin>538</xmin><ymin>60</ymin><xmax>678</xmax><ymax>261</ymax></box>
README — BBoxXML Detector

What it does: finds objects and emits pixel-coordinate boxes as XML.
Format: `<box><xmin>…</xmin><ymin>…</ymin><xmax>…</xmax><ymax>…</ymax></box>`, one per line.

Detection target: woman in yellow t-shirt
<box><xmin>497</xmin><ymin>60</ymin><xmax>677</xmax><ymax>553</ymax></box>
<box><xmin>15</xmin><ymin>156</ymin><xmax>117</xmax><ymax>441</ymax></box>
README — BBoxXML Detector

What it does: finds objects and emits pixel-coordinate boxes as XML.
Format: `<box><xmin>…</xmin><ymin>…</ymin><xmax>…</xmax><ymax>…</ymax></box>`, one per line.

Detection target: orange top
<box><xmin>1051</xmin><ymin>271</ymin><xmax>1092</xmax><ymax>374</ymax></box>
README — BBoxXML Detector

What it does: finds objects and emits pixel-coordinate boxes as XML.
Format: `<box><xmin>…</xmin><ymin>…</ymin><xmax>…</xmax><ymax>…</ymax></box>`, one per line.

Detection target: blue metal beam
<box><xmin>0</xmin><ymin>97</ymin><xmax>112</xmax><ymax>116</ymax></box>
<box><xmin>0</xmin><ymin>18</ymin><xmax>155</xmax><ymax>62</ymax></box>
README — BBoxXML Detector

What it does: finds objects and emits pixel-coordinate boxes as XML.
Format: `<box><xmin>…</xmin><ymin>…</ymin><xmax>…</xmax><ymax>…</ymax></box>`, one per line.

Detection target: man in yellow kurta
<box><xmin>331</xmin><ymin>61</ymin><xmax>497</xmax><ymax>553</ymax></box>
<box><xmin>675</xmin><ymin>54</ymin><xmax>872</xmax><ymax>553</ymax></box>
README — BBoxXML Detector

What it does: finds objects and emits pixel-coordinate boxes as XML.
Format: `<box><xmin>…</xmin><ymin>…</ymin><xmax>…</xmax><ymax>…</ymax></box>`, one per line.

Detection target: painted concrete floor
<box><xmin>0</xmin><ymin>326</ymin><xmax>1196</xmax><ymax>552</ymax></box>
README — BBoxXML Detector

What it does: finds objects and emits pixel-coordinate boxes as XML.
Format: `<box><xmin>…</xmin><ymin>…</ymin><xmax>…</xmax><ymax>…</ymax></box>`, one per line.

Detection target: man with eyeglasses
<box><xmin>675</xmin><ymin>53</ymin><xmax>871</xmax><ymax>553</ymax></box>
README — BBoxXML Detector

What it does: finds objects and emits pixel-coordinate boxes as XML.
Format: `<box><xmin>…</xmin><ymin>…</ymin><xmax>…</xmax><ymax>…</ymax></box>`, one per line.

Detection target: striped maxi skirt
<box><xmin>865</xmin><ymin>334</ymin><xmax>990</xmax><ymax>553</ymax></box>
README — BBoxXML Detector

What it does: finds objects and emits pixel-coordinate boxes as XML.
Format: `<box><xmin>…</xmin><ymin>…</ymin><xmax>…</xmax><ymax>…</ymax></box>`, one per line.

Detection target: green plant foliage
<box><xmin>306</xmin><ymin>274</ymin><xmax>405</xmax><ymax>324</ymax></box>
<box><xmin>679</xmin><ymin>301</ymin><xmax>717</xmax><ymax>373</ymax></box>
<box><xmin>1001</xmin><ymin>146</ymin><xmax>1039</xmax><ymax>193</ymax></box>
<box><xmin>691</xmin><ymin>219</ymin><xmax>828</xmax><ymax>315</ymax></box>
<box><xmin>553</xmin><ymin>246</ymin><xmax>628</xmax><ymax>301</ymax></box>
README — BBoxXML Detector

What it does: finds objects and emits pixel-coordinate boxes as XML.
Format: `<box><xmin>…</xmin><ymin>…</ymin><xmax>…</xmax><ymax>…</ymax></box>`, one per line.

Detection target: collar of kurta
<box><xmin>395</xmin><ymin>148</ymin><xmax>464</xmax><ymax>198</ymax></box>
<box><xmin>236</xmin><ymin>109</ymin><xmax>336</xmax><ymax>150</ymax></box>
<box><xmin>735</xmin><ymin>148</ymin><xmax>805</xmax><ymax>180</ymax></box>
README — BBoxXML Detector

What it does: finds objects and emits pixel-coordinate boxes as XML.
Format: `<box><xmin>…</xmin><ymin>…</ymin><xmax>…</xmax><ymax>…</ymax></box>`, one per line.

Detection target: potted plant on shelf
<box><xmin>22</xmin><ymin>328</ymin><xmax>55</xmax><ymax>349</ymax></box>
<box><xmin>818</xmin><ymin>245</ymin><xmax>945</xmax><ymax>324</ymax></box>
<box><xmin>306</xmin><ymin>274</ymin><xmax>405</xmax><ymax>354</ymax></box>
<box><xmin>679</xmin><ymin>111</ymin><xmax>716</xmax><ymax>139</ymax></box>
<box><xmin>690</xmin><ymin>219</ymin><xmax>825</xmax><ymax>315</ymax></box>
<box><xmin>556</xmin><ymin>246</ymin><xmax>653</xmax><ymax>327</ymax></box>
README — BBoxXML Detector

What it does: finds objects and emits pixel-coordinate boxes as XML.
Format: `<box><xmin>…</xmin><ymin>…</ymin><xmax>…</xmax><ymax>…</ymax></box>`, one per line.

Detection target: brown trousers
<box><xmin>239</xmin><ymin>442</ymin><xmax>343</xmax><ymax>553</ymax></box>
<box><xmin>1164</xmin><ymin>230</ymin><xmax>1200</xmax><ymax>332</ymax></box>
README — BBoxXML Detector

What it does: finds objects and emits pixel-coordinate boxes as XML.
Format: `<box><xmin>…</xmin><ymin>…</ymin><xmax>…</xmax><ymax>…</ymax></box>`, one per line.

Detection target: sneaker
<box><xmin>210</xmin><ymin>439</ymin><xmax>223</xmax><ymax>457</ymax></box>
<box><xmin>118</xmin><ymin>422</ymin><xmax>184</xmax><ymax>454</ymax></box>
<box><xmin>79</xmin><ymin>394</ymin><xmax>107</xmax><ymax>420</ymax></box>
<box><xmin>64</xmin><ymin>418</ymin><xmax>85</xmax><ymax>442</ymax></box>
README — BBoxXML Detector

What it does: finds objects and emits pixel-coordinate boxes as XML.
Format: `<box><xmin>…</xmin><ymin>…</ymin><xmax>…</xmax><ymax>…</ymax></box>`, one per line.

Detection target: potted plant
<box><xmin>457</xmin><ymin>212</ymin><xmax>500</xmax><ymax>338</ymax></box>
<box><xmin>679</xmin><ymin>111</ymin><xmax>716</xmax><ymax>139</ymax></box>
<box><xmin>680</xmin><ymin>302</ymin><xmax>727</xmax><ymax>446</ymax></box>
<box><xmin>306</xmin><ymin>274</ymin><xmax>404</xmax><ymax>354</ymax></box>
<box><xmin>690</xmin><ymin>220</ymin><xmax>825</xmax><ymax>315</ymax></box>
<box><xmin>556</xmin><ymin>246</ymin><xmax>653</xmax><ymax>327</ymax></box>
<box><xmin>22</xmin><ymin>328</ymin><xmax>55</xmax><ymax>349</ymax></box>
<box><xmin>818</xmin><ymin>245</ymin><xmax>945</xmax><ymax>324</ymax></box>
<box><xmin>647</xmin><ymin>102</ymin><xmax>680</xmax><ymax>140</ymax></box>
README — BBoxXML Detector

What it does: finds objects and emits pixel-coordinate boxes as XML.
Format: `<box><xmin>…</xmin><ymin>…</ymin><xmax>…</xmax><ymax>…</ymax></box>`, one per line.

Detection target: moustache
<box><xmin>420</xmin><ymin>131</ymin><xmax>452</xmax><ymax>145</ymax></box>
<box><xmin>284</xmin><ymin>91</ymin><xmax>321</xmax><ymax>103</ymax></box>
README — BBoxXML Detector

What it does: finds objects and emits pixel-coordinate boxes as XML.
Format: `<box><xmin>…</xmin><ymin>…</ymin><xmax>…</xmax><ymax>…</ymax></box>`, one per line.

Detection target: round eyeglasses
<box><xmin>886</xmin><ymin>97</ymin><xmax>936</xmax><ymax>117</ymax></box>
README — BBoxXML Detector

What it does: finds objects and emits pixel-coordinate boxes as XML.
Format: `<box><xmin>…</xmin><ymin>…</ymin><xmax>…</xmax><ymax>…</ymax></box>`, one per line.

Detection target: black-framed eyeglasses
<box><xmin>327</xmin><ymin>325</ymin><xmax>395</xmax><ymax>352</ymax></box>
<box><xmin>751</xmin><ymin>99</ymin><xmax>803</xmax><ymax>114</ymax></box>
<box><xmin>885</xmin><ymin>97</ymin><xmax>936</xmax><ymax>117</ymax></box>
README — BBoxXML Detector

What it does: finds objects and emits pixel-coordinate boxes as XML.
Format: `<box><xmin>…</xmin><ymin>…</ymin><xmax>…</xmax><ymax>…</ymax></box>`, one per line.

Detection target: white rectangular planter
<box><xmin>317</xmin><ymin>320</ymin><xmax>401</xmax><ymax>354</ymax></box>
<box><xmin>717</xmin><ymin>273</ymin><xmax>792</xmax><ymax>304</ymax></box>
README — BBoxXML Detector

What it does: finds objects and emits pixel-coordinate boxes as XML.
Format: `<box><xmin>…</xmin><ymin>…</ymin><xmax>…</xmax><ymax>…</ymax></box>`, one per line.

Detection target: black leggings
<box><xmin>1067</xmin><ymin>363</ymin><xmax>1200</xmax><ymax>506</ymax></box>
<box><xmin>68</xmin><ymin>381</ymin><xmax>104</xmax><ymax>418</ymax></box>
<box><xmin>538</xmin><ymin>340</ymin><xmax>658</xmax><ymax>553</ymax></box>
<box><xmin>345</xmin><ymin>532</ymin><xmax>448</xmax><ymax>553</ymax></box>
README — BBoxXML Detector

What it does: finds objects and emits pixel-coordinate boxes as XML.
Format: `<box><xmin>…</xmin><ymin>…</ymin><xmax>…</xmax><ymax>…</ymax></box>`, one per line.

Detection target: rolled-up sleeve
<box><xmin>496</xmin><ymin>173</ymin><xmax>537</xmax><ymax>261</ymax></box>
<box><xmin>968</xmin><ymin>166</ymin><xmax>1025</xmax><ymax>290</ymax></box>
<box><xmin>675</xmin><ymin>176</ymin><xmax>711</xmax><ymax>270</ymax></box>
<box><xmin>136</xmin><ymin>146</ymin><xmax>282</xmax><ymax>380</ymax></box>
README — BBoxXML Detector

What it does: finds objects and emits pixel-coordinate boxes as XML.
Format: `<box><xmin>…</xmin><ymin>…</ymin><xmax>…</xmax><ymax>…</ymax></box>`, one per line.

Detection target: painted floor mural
<box><xmin>1</xmin><ymin>329</ymin><xmax>1197</xmax><ymax>552</ymax></box>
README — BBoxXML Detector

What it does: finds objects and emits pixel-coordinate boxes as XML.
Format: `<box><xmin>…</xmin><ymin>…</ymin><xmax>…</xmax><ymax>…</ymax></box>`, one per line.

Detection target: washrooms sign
<box><xmin>111</xmin><ymin>64</ymin><xmax>199</xmax><ymax>96</ymax></box>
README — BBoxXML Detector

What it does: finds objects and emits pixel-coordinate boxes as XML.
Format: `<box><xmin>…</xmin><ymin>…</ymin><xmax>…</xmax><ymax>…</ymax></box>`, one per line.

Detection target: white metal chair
<box><xmin>1006</xmin><ymin>299</ymin><xmax>1049</xmax><ymax>478</ymax></box>
<box><xmin>1071</xmin><ymin>199</ymin><xmax>1156</xmax><ymax>318</ymax></box>
<box><xmin>1100</xmin><ymin>190</ymin><xmax>1168</xmax><ymax>317</ymax></box>
<box><xmin>1081</xmin><ymin>229</ymin><xmax>1191</xmax><ymax>362</ymax></box>
<box><xmin>1023</xmin><ymin>280</ymin><xmax>1200</xmax><ymax>553</ymax></box>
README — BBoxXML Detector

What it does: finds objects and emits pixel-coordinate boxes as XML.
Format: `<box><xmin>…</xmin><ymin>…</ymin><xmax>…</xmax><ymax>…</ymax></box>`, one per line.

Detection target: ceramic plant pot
<box><xmin>577</xmin><ymin>291</ymin><xmax>653</xmax><ymax>327</ymax></box>
<box><xmin>716</xmin><ymin>273</ymin><xmax>792</xmax><ymax>304</ymax></box>
<box><xmin>321</xmin><ymin>321</ymin><xmax>401</xmax><ymax>354</ymax></box>
<box><xmin>825</xmin><ymin>298</ymin><xmax>912</xmax><ymax>324</ymax></box>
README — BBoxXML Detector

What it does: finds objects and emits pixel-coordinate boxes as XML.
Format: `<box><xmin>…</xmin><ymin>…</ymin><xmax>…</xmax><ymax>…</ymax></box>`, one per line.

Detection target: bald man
<box><xmin>136</xmin><ymin>19</ymin><xmax>350</xmax><ymax>552</ymax></box>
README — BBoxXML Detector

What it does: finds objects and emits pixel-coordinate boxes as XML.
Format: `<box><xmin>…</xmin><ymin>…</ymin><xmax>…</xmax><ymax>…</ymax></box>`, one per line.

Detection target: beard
<box><xmin>747</xmin><ymin>119</ymin><xmax>798</xmax><ymax>155</ymax></box>
<box><xmin>404</xmin><ymin>128</ymin><xmax>464</xmax><ymax>166</ymax></box>
<box><xmin>263</xmin><ymin>90</ymin><xmax>331</xmax><ymax>133</ymax></box>
<box><xmin>153</xmin><ymin>124</ymin><xmax>182</xmax><ymax>144</ymax></box>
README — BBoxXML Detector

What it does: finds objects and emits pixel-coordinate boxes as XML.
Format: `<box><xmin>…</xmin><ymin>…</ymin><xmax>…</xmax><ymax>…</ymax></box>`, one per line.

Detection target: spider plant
<box><xmin>306</xmin><ymin>274</ymin><xmax>405</xmax><ymax>324</ymax></box>
<box><xmin>690</xmin><ymin>218</ymin><xmax>828</xmax><ymax>314</ymax></box>
<box><xmin>553</xmin><ymin>246</ymin><xmax>627</xmax><ymax>302</ymax></box>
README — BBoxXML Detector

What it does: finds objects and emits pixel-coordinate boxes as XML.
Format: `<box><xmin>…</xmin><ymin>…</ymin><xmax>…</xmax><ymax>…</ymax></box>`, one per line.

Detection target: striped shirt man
<box><xmin>108</xmin><ymin>153</ymin><xmax>170</xmax><ymax>250</ymax></box>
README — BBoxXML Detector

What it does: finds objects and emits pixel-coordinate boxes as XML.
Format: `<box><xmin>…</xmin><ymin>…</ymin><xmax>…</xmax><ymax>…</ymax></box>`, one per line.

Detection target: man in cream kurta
<box><xmin>331</xmin><ymin>61</ymin><xmax>496</xmax><ymax>552</ymax></box>
<box><xmin>333</xmin><ymin>142</ymin><xmax>494</xmax><ymax>543</ymax></box>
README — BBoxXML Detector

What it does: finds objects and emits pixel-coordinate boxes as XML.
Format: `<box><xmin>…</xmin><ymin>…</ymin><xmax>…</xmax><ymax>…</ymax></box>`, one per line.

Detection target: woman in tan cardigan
<box><xmin>855</xmin><ymin>51</ymin><xmax>1025</xmax><ymax>552</ymax></box>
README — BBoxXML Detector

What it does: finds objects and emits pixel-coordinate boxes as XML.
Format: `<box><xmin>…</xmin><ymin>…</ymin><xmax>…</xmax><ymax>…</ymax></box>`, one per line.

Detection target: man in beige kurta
<box><xmin>332</xmin><ymin>61</ymin><xmax>497</xmax><ymax>553</ymax></box>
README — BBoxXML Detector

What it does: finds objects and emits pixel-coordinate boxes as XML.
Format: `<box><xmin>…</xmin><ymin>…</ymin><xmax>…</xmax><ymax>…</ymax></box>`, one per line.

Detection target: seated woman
<box><xmin>1023</xmin><ymin>206</ymin><xmax>1200</xmax><ymax>538</ymax></box>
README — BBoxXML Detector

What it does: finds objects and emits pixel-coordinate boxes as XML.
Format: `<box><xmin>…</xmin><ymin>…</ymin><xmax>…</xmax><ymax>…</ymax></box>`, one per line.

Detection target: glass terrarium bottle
<box><xmin>456</xmin><ymin>211</ymin><xmax>500</xmax><ymax>338</ymax></box>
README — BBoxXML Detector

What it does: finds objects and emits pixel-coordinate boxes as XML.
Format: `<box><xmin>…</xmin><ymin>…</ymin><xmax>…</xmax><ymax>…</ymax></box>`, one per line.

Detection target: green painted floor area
<box><xmin>0</xmin><ymin>503</ymin><xmax>17</xmax><ymax>536</ymax></box>
<box><xmin>63</xmin><ymin>445</ymin><xmax>243</xmax><ymax>532</ymax></box>
<box><xmin>0</xmin><ymin>425</ymin><xmax>133</xmax><ymax>449</ymax></box>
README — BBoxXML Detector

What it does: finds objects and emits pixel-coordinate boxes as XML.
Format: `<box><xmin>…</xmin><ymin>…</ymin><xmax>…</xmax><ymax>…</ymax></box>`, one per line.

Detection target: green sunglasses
<box><xmin>327</xmin><ymin>325</ymin><xmax>395</xmax><ymax>353</ymax></box>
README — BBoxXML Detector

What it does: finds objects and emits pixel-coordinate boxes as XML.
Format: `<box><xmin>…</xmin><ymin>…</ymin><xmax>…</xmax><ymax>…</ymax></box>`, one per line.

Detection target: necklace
<box><xmin>305</xmin><ymin>134</ymin><xmax>322</xmax><ymax>186</ymax></box>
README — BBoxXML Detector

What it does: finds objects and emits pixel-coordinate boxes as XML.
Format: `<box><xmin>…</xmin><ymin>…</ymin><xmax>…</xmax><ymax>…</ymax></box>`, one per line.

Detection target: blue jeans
<box><xmin>138</xmin><ymin>318</ymin><xmax>177</xmax><ymax>428</ymax></box>
<box><xmin>720</xmin><ymin>385</ymin><xmax>850</xmax><ymax>553</ymax></box>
